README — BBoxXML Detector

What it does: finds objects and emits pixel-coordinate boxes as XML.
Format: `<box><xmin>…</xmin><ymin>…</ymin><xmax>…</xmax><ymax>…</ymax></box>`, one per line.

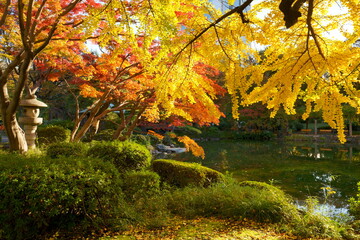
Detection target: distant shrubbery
<box><xmin>37</xmin><ymin>125</ymin><xmax>70</xmax><ymax>145</ymax></box>
<box><xmin>43</xmin><ymin>119</ymin><xmax>74</xmax><ymax>130</ymax></box>
<box><xmin>233</xmin><ymin>131</ymin><xmax>274</xmax><ymax>141</ymax></box>
<box><xmin>130</xmin><ymin>134</ymin><xmax>152</xmax><ymax>147</ymax></box>
<box><xmin>174</xmin><ymin>125</ymin><xmax>202</xmax><ymax>137</ymax></box>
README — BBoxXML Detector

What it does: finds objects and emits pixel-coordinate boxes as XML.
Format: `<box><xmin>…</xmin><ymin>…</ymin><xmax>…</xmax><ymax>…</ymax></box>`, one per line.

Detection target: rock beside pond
<box><xmin>156</xmin><ymin>144</ymin><xmax>186</xmax><ymax>154</ymax></box>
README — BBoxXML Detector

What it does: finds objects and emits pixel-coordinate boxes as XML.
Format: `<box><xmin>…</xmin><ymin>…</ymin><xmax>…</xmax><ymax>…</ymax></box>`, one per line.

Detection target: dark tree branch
<box><xmin>306</xmin><ymin>0</ymin><xmax>325</xmax><ymax>59</ymax></box>
<box><xmin>174</xmin><ymin>0</ymin><xmax>254</xmax><ymax>59</ymax></box>
<box><xmin>279</xmin><ymin>0</ymin><xmax>307</xmax><ymax>28</ymax></box>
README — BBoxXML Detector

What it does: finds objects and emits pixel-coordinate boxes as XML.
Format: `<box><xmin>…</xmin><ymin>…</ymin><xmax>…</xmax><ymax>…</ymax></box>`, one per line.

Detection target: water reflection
<box><xmin>170</xmin><ymin>140</ymin><xmax>360</xmax><ymax>215</ymax></box>
<box><xmin>288</xmin><ymin>144</ymin><xmax>359</xmax><ymax>161</ymax></box>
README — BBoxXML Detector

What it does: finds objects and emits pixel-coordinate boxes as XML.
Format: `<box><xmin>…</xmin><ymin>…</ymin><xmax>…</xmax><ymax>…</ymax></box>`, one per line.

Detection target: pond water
<box><xmin>168</xmin><ymin>140</ymin><xmax>360</xmax><ymax>219</ymax></box>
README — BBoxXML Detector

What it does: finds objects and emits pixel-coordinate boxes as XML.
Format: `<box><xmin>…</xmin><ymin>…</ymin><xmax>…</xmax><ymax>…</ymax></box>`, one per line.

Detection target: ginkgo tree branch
<box><xmin>173</xmin><ymin>0</ymin><xmax>254</xmax><ymax>60</ymax></box>
<box><xmin>306</xmin><ymin>0</ymin><xmax>325</xmax><ymax>59</ymax></box>
<box><xmin>213</xmin><ymin>25</ymin><xmax>235</xmax><ymax>62</ymax></box>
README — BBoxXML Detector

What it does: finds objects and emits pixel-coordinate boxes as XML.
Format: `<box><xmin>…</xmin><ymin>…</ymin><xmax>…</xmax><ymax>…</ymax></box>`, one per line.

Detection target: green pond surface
<box><xmin>167</xmin><ymin>140</ymin><xmax>360</xmax><ymax>217</ymax></box>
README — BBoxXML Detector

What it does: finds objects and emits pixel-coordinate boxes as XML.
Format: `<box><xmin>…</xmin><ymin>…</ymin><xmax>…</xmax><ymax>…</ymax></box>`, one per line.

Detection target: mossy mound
<box><xmin>152</xmin><ymin>159</ymin><xmax>224</xmax><ymax>187</ymax></box>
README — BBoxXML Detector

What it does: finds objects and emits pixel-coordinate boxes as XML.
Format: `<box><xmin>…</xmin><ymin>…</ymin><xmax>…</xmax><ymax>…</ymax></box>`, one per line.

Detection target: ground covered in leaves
<box><xmin>98</xmin><ymin>217</ymin><xmax>323</xmax><ymax>240</ymax></box>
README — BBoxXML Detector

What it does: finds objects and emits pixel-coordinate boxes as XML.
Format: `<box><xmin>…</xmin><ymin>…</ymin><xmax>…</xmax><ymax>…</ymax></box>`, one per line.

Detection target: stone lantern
<box><xmin>19</xmin><ymin>95</ymin><xmax>47</xmax><ymax>149</ymax></box>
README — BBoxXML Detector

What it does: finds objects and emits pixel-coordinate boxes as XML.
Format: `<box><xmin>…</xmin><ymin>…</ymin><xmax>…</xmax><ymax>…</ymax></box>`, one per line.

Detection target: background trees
<box><xmin>1</xmin><ymin>0</ymin><xmax>359</xmax><ymax>152</ymax></box>
<box><xmin>0</xmin><ymin>0</ymin><xmax>225</xmax><ymax>151</ymax></box>
<box><xmin>0</xmin><ymin>0</ymin><xmax>104</xmax><ymax>152</ymax></box>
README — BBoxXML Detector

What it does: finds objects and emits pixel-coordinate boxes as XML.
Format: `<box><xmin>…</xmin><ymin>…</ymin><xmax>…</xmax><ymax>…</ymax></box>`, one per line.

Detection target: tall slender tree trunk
<box><xmin>349</xmin><ymin>120</ymin><xmax>353</xmax><ymax>137</ymax></box>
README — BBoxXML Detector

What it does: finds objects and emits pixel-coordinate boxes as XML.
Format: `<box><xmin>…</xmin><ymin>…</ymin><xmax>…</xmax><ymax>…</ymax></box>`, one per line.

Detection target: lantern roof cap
<box><xmin>20</xmin><ymin>95</ymin><xmax>47</xmax><ymax>108</ymax></box>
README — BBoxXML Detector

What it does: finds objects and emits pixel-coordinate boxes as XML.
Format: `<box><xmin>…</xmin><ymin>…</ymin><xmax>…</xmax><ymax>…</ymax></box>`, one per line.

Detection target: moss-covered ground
<box><xmin>98</xmin><ymin>217</ymin><xmax>329</xmax><ymax>240</ymax></box>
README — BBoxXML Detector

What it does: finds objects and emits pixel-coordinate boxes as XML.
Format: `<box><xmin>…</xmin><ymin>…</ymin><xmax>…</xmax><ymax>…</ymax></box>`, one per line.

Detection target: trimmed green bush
<box><xmin>152</xmin><ymin>159</ymin><xmax>224</xmax><ymax>187</ymax></box>
<box><xmin>0</xmin><ymin>154</ymin><xmax>131</xmax><ymax>240</ymax></box>
<box><xmin>37</xmin><ymin>125</ymin><xmax>70</xmax><ymax>145</ymax></box>
<box><xmin>46</xmin><ymin>142</ymin><xmax>88</xmax><ymax>159</ymax></box>
<box><xmin>121</xmin><ymin>141</ymin><xmax>152</xmax><ymax>170</ymax></box>
<box><xmin>87</xmin><ymin>141</ymin><xmax>151</xmax><ymax>172</ymax></box>
<box><xmin>122</xmin><ymin>170</ymin><xmax>161</xmax><ymax>201</ymax></box>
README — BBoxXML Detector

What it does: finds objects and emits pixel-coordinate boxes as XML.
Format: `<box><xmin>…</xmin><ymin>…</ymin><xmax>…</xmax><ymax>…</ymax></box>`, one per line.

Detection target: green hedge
<box><xmin>87</xmin><ymin>141</ymin><xmax>152</xmax><ymax>172</ymax></box>
<box><xmin>0</xmin><ymin>154</ymin><xmax>131</xmax><ymax>240</ymax></box>
<box><xmin>121</xmin><ymin>170</ymin><xmax>161</xmax><ymax>202</ymax></box>
<box><xmin>37</xmin><ymin>125</ymin><xmax>70</xmax><ymax>145</ymax></box>
<box><xmin>152</xmin><ymin>159</ymin><xmax>224</xmax><ymax>187</ymax></box>
<box><xmin>46</xmin><ymin>142</ymin><xmax>88</xmax><ymax>158</ymax></box>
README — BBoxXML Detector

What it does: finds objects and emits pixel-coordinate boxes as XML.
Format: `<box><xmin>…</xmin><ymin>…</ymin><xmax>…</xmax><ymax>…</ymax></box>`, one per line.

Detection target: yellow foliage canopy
<box><xmin>165</xmin><ymin>0</ymin><xmax>360</xmax><ymax>143</ymax></box>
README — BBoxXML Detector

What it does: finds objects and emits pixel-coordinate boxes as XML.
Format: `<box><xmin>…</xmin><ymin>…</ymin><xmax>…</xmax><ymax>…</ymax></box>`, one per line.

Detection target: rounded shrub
<box><xmin>152</xmin><ymin>159</ymin><xmax>224</xmax><ymax>187</ymax></box>
<box><xmin>122</xmin><ymin>170</ymin><xmax>161</xmax><ymax>201</ymax></box>
<box><xmin>46</xmin><ymin>142</ymin><xmax>88</xmax><ymax>159</ymax></box>
<box><xmin>87</xmin><ymin>141</ymin><xmax>151</xmax><ymax>172</ymax></box>
<box><xmin>120</xmin><ymin>141</ymin><xmax>152</xmax><ymax>171</ymax></box>
<box><xmin>0</xmin><ymin>154</ymin><xmax>130</xmax><ymax>240</ymax></box>
<box><xmin>37</xmin><ymin>125</ymin><xmax>70</xmax><ymax>145</ymax></box>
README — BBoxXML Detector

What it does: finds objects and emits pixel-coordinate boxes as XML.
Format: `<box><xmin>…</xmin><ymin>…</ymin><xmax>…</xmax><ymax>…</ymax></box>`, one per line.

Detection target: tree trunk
<box><xmin>0</xmin><ymin>54</ymin><xmax>33</xmax><ymax>153</ymax></box>
<box><xmin>3</xmin><ymin>113</ymin><xmax>27</xmax><ymax>153</ymax></box>
<box><xmin>349</xmin><ymin>120</ymin><xmax>353</xmax><ymax>137</ymax></box>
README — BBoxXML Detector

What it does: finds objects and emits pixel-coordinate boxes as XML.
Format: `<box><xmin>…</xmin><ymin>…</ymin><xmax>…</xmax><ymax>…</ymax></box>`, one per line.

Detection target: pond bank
<box><xmin>285</xmin><ymin>133</ymin><xmax>360</xmax><ymax>144</ymax></box>
<box><xmin>169</xmin><ymin>140</ymin><xmax>360</xmax><ymax>209</ymax></box>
